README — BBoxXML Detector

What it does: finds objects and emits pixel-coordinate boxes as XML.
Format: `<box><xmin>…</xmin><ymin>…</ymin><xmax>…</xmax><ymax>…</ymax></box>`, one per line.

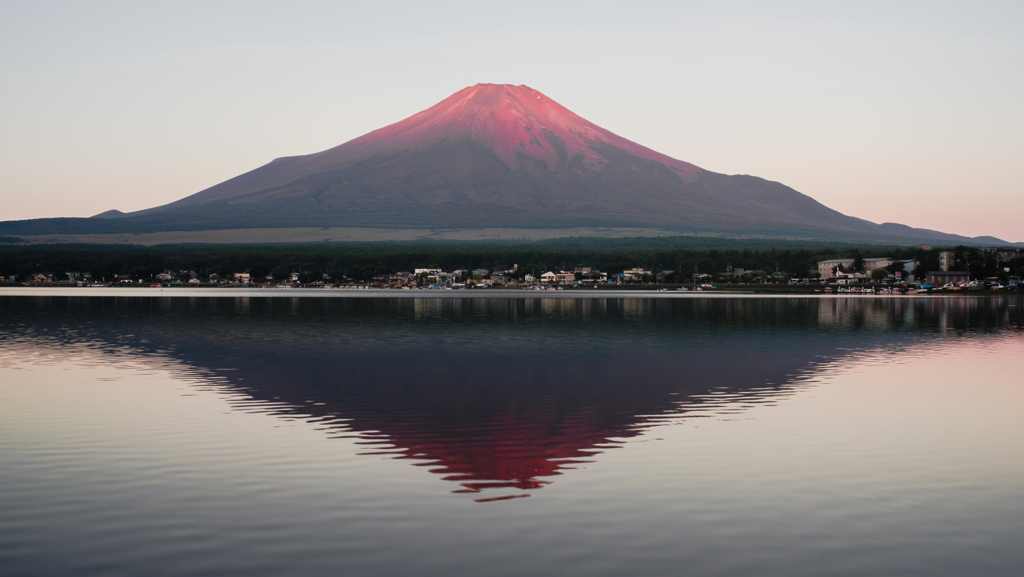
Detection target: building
<box><xmin>817</xmin><ymin>259</ymin><xmax>854</xmax><ymax>279</ymax></box>
<box><xmin>720</xmin><ymin>267</ymin><xmax>751</xmax><ymax>279</ymax></box>
<box><xmin>996</xmin><ymin>249</ymin><xmax>1022</xmax><ymax>272</ymax></box>
<box><xmin>622</xmin><ymin>268</ymin><xmax>651</xmax><ymax>281</ymax></box>
<box><xmin>539</xmin><ymin>271</ymin><xmax>576</xmax><ymax>284</ymax></box>
<box><xmin>925</xmin><ymin>271</ymin><xmax>969</xmax><ymax>285</ymax></box>
<box><xmin>863</xmin><ymin>258</ymin><xmax>895</xmax><ymax>273</ymax></box>
<box><xmin>939</xmin><ymin>250</ymin><xmax>955</xmax><ymax>272</ymax></box>
<box><xmin>384</xmin><ymin>272</ymin><xmax>415</xmax><ymax>287</ymax></box>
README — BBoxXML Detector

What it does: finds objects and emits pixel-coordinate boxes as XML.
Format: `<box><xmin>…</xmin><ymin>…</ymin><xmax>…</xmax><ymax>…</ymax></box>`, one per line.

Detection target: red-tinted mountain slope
<box><xmin>325</xmin><ymin>83</ymin><xmax>702</xmax><ymax>174</ymax></box>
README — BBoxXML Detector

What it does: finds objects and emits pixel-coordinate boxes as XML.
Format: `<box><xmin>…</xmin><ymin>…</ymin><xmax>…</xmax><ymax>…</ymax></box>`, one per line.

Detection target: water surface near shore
<box><xmin>1</xmin><ymin>296</ymin><xmax>1021</xmax><ymax>576</ymax></box>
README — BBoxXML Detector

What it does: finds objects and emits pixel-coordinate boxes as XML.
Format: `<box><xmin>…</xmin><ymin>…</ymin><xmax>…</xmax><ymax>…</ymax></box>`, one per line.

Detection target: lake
<box><xmin>1</xmin><ymin>294</ymin><xmax>1022</xmax><ymax>576</ymax></box>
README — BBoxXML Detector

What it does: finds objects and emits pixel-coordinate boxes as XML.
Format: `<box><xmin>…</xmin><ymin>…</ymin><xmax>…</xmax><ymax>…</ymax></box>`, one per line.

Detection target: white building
<box><xmin>556</xmin><ymin>271</ymin><xmax>575</xmax><ymax>283</ymax></box>
<box><xmin>622</xmin><ymin>268</ymin><xmax>652</xmax><ymax>281</ymax></box>
<box><xmin>817</xmin><ymin>259</ymin><xmax>855</xmax><ymax>279</ymax></box>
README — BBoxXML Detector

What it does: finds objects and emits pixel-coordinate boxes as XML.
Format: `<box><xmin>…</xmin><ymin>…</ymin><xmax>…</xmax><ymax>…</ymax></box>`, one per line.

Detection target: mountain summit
<box><xmin>1</xmin><ymin>83</ymin><xmax>1009</xmax><ymax>245</ymax></box>
<box><xmin>332</xmin><ymin>83</ymin><xmax>701</xmax><ymax>175</ymax></box>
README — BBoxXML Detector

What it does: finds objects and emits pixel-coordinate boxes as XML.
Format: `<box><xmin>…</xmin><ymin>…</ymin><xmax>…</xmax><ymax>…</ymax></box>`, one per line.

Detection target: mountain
<box><xmin>0</xmin><ymin>83</ymin><xmax>1013</xmax><ymax>245</ymax></box>
<box><xmin>123</xmin><ymin>83</ymin><xmax>860</xmax><ymax>233</ymax></box>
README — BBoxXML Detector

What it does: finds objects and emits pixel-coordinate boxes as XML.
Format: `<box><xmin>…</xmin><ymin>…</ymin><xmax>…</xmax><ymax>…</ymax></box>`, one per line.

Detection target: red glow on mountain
<box><xmin>326</xmin><ymin>83</ymin><xmax>701</xmax><ymax>177</ymax></box>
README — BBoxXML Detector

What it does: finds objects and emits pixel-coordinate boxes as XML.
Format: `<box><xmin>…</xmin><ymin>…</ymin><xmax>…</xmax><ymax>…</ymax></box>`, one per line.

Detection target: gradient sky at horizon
<box><xmin>2</xmin><ymin>1</ymin><xmax>1022</xmax><ymax>242</ymax></box>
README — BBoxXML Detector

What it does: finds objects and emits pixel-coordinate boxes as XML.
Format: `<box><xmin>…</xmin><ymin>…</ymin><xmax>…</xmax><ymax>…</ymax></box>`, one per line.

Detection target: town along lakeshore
<box><xmin>2</xmin><ymin>240</ymin><xmax>1021</xmax><ymax>291</ymax></box>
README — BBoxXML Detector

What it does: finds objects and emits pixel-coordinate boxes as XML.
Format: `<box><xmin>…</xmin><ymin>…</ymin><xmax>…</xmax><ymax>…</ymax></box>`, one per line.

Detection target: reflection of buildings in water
<box><xmin>812</xmin><ymin>295</ymin><xmax>1021</xmax><ymax>335</ymax></box>
<box><xmin>156</xmin><ymin>297</ymin><xmax>173</xmax><ymax>312</ymax></box>
<box><xmin>537</xmin><ymin>297</ymin><xmax>607</xmax><ymax>318</ymax></box>
<box><xmin>537</xmin><ymin>297</ymin><xmax>595</xmax><ymax>316</ymax></box>
<box><xmin>931</xmin><ymin>296</ymin><xmax>999</xmax><ymax>333</ymax></box>
<box><xmin>410</xmin><ymin>296</ymin><xmax>615</xmax><ymax>322</ymax></box>
<box><xmin>412</xmin><ymin>297</ymin><xmax>458</xmax><ymax>319</ymax></box>
<box><xmin>816</xmin><ymin>298</ymin><xmax>895</xmax><ymax>329</ymax></box>
<box><xmin>419</xmin><ymin>297</ymin><xmax>619</xmax><ymax>319</ymax></box>
<box><xmin>621</xmin><ymin>297</ymin><xmax>657</xmax><ymax>318</ymax></box>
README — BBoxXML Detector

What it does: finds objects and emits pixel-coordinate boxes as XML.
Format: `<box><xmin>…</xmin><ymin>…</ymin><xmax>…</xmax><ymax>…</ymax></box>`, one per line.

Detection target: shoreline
<box><xmin>0</xmin><ymin>287</ymin><xmax>1012</xmax><ymax>299</ymax></box>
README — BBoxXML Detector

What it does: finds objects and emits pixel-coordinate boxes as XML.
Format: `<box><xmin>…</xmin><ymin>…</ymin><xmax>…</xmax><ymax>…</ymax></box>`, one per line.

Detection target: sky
<box><xmin>2</xmin><ymin>0</ymin><xmax>1022</xmax><ymax>242</ymax></box>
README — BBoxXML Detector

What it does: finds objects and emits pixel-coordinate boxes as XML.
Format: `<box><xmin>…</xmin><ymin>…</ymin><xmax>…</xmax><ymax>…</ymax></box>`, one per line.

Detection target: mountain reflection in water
<box><xmin>2</xmin><ymin>295</ymin><xmax>1020</xmax><ymax>502</ymax></box>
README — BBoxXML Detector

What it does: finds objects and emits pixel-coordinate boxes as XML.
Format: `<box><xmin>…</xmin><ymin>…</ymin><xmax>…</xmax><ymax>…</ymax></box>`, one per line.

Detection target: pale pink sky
<box><xmin>2</xmin><ymin>1</ymin><xmax>1022</xmax><ymax>242</ymax></box>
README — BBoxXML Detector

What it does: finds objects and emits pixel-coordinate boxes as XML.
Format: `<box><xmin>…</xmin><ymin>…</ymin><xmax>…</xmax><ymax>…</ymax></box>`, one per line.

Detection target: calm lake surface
<box><xmin>1</xmin><ymin>295</ymin><xmax>1022</xmax><ymax>576</ymax></box>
